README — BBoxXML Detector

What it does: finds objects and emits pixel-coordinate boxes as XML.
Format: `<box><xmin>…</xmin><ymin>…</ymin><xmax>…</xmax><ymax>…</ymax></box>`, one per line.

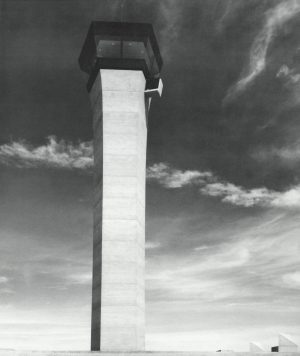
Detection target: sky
<box><xmin>0</xmin><ymin>0</ymin><xmax>300</xmax><ymax>351</ymax></box>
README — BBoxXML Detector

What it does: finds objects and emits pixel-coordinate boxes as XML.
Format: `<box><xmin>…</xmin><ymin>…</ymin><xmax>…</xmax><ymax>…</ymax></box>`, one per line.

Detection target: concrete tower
<box><xmin>79</xmin><ymin>22</ymin><xmax>163</xmax><ymax>352</ymax></box>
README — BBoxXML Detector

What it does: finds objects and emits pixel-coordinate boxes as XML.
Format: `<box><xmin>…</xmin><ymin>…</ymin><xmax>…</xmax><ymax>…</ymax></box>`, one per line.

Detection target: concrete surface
<box><xmin>90</xmin><ymin>69</ymin><xmax>147</xmax><ymax>352</ymax></box>
<box><xmin>249</xmin><ymin>343</ymin><xmax>265</xmax><ymax>352</ymax></box>
<box><xmin>278</xmin><ymin>334</ymin><xmax>298</xmax><ymax>352</ymax></box>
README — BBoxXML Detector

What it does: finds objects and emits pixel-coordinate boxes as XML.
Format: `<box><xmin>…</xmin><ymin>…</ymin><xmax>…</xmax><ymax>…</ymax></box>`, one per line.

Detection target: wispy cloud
<box><xmin>147</xmin><ymin>162</ymin><xmax>300</xmax><ymax>209</ymax></box>
<box><xmin>147</xmin><ymin>163</ymin><xmax>212</xmax><ymax>188</ymax></box>
<box><xmin>200</xmin><ymin>182</ymin><xmax>274</xmax><ymax>208</ymax></box>
<box><xmin>147</xmin><ymin>211</ymin><xmax>300</xmax><ymax>307</ymax></box>
<box><xmin>146</xmin><ymin>211</ymin><xmax>300</xmax><ymax>353</ymax></box>
<box><xmin>204</xmin><ymin>183</ymin><xmax>300</xmax><ymax>209</ymax></box>
<box><xmin>252</xmin><ymin>144</ymin><xmax>300</xmax><ymax>166</ymax></box>
<box><xmin>224</xmin><ymin>0</ymin><xmax>300</xmax><ymax>103</ymax></box>
<box><xmin>68</xmin><ymin>272</ymin><xmax>92</xmax><ymax>285</ymax></box>
<box><xmin>276</xmin><ymin>64</ymin><xmax>300</xmax><ymax>109</ymax></box>
<box><xmin>0</xmin><ymin>136</ymin><xmax>93</xmax><ymax>172</ymax></box>
<box><xmin>282</xmin><ymin>271</ymin><xmax>300</xmax><ymax>289</ymax></box>
<box><xmin>1</xmin><ymin>138</ymin><xmax>300</xmax><ymax>209</ymax></box>
<box><xmin>0</xmin><ymin>276</ymin><xmax>8</xmax><ymax>284</ymax></box>
<box><xmin>146</xmin><ymin>241</ymin><xmax>161</xmax><ymax>250</ymax></box>
<box><xmin>277</xmin><ymin>65</ymin><xmax>300</xmax><ymax>86</ymax></box>
<box><xmin>158</xmin><ymin>0</ymin><xmax>182</xmax><ymax>61</ymax></box>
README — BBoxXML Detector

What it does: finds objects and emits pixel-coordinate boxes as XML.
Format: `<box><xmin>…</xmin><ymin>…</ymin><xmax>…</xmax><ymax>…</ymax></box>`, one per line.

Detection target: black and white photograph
<box><xmin>0</xmin><ymin>0</ymin><xmax>300</xmax><ymax>354</ymax></box>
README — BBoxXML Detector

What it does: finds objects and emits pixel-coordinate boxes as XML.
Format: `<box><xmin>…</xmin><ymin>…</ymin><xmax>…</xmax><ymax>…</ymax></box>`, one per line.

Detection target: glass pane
<box><xmin>97</xmin><ymin>39</ymin><xmax>121</xmax><ymax>58</ymax></box>
<box><xmin>145</xmin><ymin>39</ymin><xmax>155</xmax><ymax>65</ymax></box>
<box><xmin>150</xmin><ymin>58</ymin><xmax>159</xmax><ymax>76</ymax></box>
<box><xmin>123</xmin><ymin>41</ymin><xmax>148</xmax><ymax>62</ymax></box>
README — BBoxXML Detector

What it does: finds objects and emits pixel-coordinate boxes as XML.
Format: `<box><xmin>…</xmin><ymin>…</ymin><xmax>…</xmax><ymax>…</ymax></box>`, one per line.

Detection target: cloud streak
<box><xmin>277</xmin><ymin>65</ymin><xmax>300</xmax><ymax>86</ymax></box>
<box><xmin>147</xmin><ymin>163</ymin><xmax>300</xmax><ymax>209</ymax></box>
<box><xmin>252</xmin><ymin>144</ymin><xmax>300</xmax><ymax>166</ymax></box>
<box><xmin>146</xmin><ymin>210</ymin><xmax>300</xmax><ymax>352</ymax></box>
<box><xmin>1</xmin><ymin>139</ymin><xmax>300</xmax><ymax>209</ymax></box>
<box><xmin>147</xmin><ymin>211</ymin><xmax>300</xmax><ymax>307</ymax></box>
<box><xmin>0</xmin><ymin>136</ymin><xmax>93</xmax><ymax>172</ymax></box>
<box><xmin>224</xmin><ymin>0</ymin><xmax>300</xmax><ymax>102</ymax></box>
<box><xmin>145</xmin><ymin>241</ymin><xmax>161</xmax><ymax>250</ymax></box>
<box><xmin>0</xmin><ymin>276</ymin><xmax>8</xmax><ymax>284</ymax></box>
<box><xmin>147</xmin><ymin>163</ymin><xmax>212</xmax><ymax>188</ymax></box>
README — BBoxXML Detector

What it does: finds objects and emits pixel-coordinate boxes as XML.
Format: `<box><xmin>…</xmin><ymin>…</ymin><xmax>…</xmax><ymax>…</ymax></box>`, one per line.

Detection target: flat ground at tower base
<box><xmin>1</xmin><ymin>351</ymin><xmax>300</xmax><ymax>356</ymax></box>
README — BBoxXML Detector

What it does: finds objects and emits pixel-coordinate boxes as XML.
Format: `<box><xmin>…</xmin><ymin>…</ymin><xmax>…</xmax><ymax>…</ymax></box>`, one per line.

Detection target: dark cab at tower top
<box><xmin>79</xmin><ymin>21</ymin><xmax>163</xmax><ymax>91</ymax></box>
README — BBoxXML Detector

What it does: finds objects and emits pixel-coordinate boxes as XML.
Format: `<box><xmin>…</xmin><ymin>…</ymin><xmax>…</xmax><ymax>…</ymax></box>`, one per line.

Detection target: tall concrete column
<box><xmin>90</xmin><ymin>69</ymin><xmax>146</xmax><ymax>351</ymax></box>
<box><xmin>79</xmin><ymin>21</ymin><xmax>163</xmax><ymax>352</ymax></box>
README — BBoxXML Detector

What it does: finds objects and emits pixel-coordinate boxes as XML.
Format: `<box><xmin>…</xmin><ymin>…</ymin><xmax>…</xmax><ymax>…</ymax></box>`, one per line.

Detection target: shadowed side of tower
<box><xmin>79</xmin><ymin>22</ymin><xmax>163</xmax><ymax>352</ymax></box>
